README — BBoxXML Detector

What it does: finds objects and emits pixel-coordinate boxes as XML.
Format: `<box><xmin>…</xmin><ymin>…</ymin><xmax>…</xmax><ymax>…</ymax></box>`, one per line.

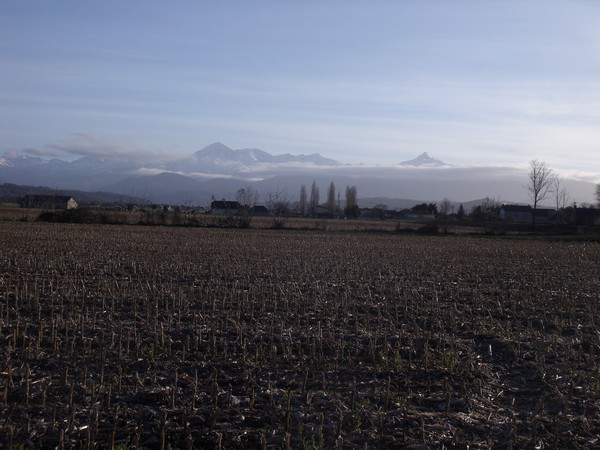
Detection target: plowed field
<box><xmin>1</xmin><ymin>223</ymin><xmax>599</xmax><ymax>448</ymax></box>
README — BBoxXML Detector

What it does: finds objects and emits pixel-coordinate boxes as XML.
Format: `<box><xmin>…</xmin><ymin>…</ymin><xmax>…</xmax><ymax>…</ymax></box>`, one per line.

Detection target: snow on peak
<box><xmin>192</xmin><ymin>143</ymin><xmax>340</xmax><ymax>168</ymax></box>
<box><xmin>400</xmin><ymin>152</ymin><xmax>447</xmax><ymax>167</ymax></box>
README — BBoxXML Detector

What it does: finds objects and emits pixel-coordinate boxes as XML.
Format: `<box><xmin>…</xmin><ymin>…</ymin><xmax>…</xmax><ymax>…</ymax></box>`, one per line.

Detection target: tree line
<box><xmin>297</xmin><ymin>181</ymin><xmax>359</xmax><ymax>218</ymax></box>
<box><xmin>233</xmin><ymin>159</ymin><xmax>597</xmax><ymax>228</ymax></box>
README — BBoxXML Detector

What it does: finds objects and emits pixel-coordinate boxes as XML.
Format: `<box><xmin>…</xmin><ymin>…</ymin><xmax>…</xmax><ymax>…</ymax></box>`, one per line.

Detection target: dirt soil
<box><xmin>1</xmin><ymin>223</ymin><xmax>600</xmax><ymax>449</ymax></box>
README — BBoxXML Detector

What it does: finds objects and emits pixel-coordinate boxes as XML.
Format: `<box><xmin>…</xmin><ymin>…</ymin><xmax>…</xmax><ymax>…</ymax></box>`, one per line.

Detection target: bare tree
<box><xmin>310</xmin><ymin>180</ymin><xmax>319</xmax><ymax>217</ymax></box>
<box><xmin>290</xmin><ymin>200</ymin><xmax>301</xmax><ymax>215</ymax></box>
<box><xmin>439</xmin><ymin>198</ymin><xmax>452</xmax><ymax>217</ymax></box>
<box><xmin>483</xmin><ymin>197</ymin><xmax>501</xmax><ymax>215</ymax></box>
<box><xmin>235</xmin><ymin>187</ymin><xmax>259</xmax><ymax>226</ymax></box>
<box><xmin>236</xmin><ymin>187</ymin><xmax>258</xmax><ymax>209</ymax></box>
<box><xmin>596</xmin><ymin>183</ymin><xmax>600</xmax><ymax>207</ymax></box>
<box><xmin>299</xmin><ymin>184</ymin><xmax>307</xmax><ymax>217</ymax></box>
<box><xmin>344</xmin><ymin>185</ymin><xmax>359</xmax><ymax>218</ymax></box>
<box><xmin>327</xmin><ymin>181</ymin><xmax>336</xmax><ymax>217</ymax></box>
<box><xmin>552</xmin><ymin>176</ymin><xmax>569</xmax><ymax>224</ymax></box>
<box><xmin>374</xmin><ymin>203</ymin><xmax>387</xmax><ymax>220</ymax></box>
<box><xmin>266</xmin><ymin>186</ymin><xmax>291</xmax><ymax>229</ymax></box>
<box><xmin>526</xmin><ymin>160</ymin><xmax>555</xmax><ymax>230</ymax></box>
<box><xmin>469</xmin><ymin>197</ymin><xmax>500</xmax><ymax>222</ymax></box>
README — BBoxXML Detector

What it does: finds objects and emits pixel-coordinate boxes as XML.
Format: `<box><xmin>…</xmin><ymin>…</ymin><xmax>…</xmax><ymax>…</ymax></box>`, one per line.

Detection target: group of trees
<box><xmin>235</xmin><ymin>181</ymin><xmax>360</xmax><ymax>221</ymax></box>
<box><xmin>469</xmin><ymin>197</ymin><xmax>501</xmax><ymax>222</ymax></box>
<box><xmin>526</xmin><ymin>159</ymin><xmax>570</xmax><ymax>229</ymax></box>
<box><xmin>231</xmin><ymin>160</ymin><xmax>593</xmax><ymax>229</ymax></box>
<box><xmin>297</xmin><ymin>181</ymin><xmax>323</xmax><ymax>217</ymax></box>
<box><xmin>298</xmin><ymin>181</ymin><xmax>359</xmax><ymax>218</ymax></box>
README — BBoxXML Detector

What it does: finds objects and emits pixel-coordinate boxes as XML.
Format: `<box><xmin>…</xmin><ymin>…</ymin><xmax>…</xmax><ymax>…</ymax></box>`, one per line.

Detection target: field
<box><xmin>1</xmin><ymin>222</ymin><xmax>600</xmax><ymax>449</ymax></box>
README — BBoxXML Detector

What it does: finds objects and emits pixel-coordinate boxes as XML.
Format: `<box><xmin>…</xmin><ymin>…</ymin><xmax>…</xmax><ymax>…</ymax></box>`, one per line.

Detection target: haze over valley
<box><xmin>0</xmin><ymin>143</ymin><xmax>595</xmax><ymax>207</ymax></box>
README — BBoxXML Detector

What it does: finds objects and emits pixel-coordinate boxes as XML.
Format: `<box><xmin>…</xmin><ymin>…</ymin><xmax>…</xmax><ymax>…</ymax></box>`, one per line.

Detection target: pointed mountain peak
<box><xmin>400</xmin><ymin>152</ymin><xmax>447</xmax><ymax>167</ymax></box>
<box><xmin>194</xmin><ymin>142</ymin><xmax>235</xmax><ymax>156</ymax></box>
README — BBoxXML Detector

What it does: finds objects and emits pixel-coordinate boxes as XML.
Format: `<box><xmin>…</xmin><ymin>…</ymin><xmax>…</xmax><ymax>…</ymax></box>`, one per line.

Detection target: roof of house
<box><xmin>572</xmin><ymin>207</ymin><xmax>599</xmax><ymax>220</ymax></box>
<box><xmin>210</xmin><ymin>200</ymin><xmax>240</xmax><ymax>209</ymax></box>
<box><xmin>21</xmin><ymin>194</ymin><xmax>75</xmax><ymax>202</ymax></box>
<box><xmin>535</xmin><ymin>208</ymin><xmax>557</xmax><ymax>216</ymax></box>
<box><xmin>501</xmin><ymin>204</ymin><xmax>532</xmax><ymax>212</ymax></box>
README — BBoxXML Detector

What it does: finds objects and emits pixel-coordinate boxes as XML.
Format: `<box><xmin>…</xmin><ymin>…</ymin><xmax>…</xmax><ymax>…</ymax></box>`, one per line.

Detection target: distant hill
<box><xmin>0</xmin><ymin>183</ymin><xmax>145</xmax><ymax>205</ymax></box>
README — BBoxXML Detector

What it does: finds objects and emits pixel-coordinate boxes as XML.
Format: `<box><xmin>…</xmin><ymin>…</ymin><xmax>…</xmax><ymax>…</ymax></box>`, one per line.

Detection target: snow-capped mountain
<box><xmin>400</xmin><ymin>152</ymin><xmax>448</xmax><ymax>167</ymax></box>
<box><xmin>2</xmin><ymin>144</ymin><xmax>595</xmax><ymax>206</ymax></box>
<box><xmin>168</xmin><ymin>142</ymin><xmax>340</xmax><ymax>173</ymax></box>
<box><xmin>0</xmin><ymin>143</ymin><xmax>342</xmax><ymax>191</ymax></box>
<box><xmin>0</xmin><ymin>154</ymin><xmax>46</xmax><ymax>168</ymax></box>
<box><xmin>197</xmin><ymin>142</ymin><xmax>339</xmax><ymax>165</ymax></box>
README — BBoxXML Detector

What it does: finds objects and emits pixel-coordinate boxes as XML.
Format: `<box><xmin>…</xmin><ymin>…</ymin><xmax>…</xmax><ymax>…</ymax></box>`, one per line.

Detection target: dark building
<box><xmin>20</xmin><ymin>195</ymin><xmax>78</xmax><ymax>210</ymax></box>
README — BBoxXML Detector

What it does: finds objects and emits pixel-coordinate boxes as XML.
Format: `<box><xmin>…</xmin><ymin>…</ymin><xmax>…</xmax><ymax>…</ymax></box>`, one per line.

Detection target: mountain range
<box><xmin>0</xmin><ymin>143</ymin><xmax>596</xmax><ymax>206</ymax></box>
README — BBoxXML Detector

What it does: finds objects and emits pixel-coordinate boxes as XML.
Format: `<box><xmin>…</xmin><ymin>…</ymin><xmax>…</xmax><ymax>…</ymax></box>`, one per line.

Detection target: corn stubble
<box><xmin>1</xmin><ymin>222</ymin><xmax>600</xmax><ymax>448</ymax></box>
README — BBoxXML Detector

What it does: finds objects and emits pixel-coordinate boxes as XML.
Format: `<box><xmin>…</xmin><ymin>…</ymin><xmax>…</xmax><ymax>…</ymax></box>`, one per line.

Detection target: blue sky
<box><xmin>1</xmin><ymin>1</ymin><xmax>600</xmax><ymax>178</ymax></box>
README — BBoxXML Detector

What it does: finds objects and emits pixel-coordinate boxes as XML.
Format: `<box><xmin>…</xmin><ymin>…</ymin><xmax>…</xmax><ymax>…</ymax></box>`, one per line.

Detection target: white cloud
<box><xmin>47</xmin><ymin>133</ymin><xmax>171</xmax><ymax>161</ymax></box>
<box><xmin>20</xmin><ymin>147</ymin><xmax>67</xmax><ymax>157</ymax></box>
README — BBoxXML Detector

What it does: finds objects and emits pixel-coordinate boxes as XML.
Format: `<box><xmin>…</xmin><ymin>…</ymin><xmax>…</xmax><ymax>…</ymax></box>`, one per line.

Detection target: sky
<box><xmin>1</xmin><ymin>0</ymin><xmax>600</xmax><ymax>180</ymax></box>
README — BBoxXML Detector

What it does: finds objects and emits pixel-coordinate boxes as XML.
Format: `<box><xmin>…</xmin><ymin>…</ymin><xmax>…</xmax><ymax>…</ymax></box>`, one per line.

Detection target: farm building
<box><xmin>534</xmin><ymin>208</ymin><xmax>557</xmax><ymax>223</ymax></box>
<box><xmin>20</xmin><ymin>195</ymin><xmax>78</xmax><ymax>210</ymax></box>
<box><xmin>395</xmin><ymin>210</ymin><xmax>436</xmax><ymax>221</ymax></box>
<box><xmin>500</xmin><ymin>204</ymin><xmax>556</xmax><ymax>223</ymax></box>
<box><xmin>500</xmin><ymin>205</ymin><xmax>532</xmax><ymax>222</ymax></box>
<box><xmin>251</xmin><ymin>205</ymin><xmax>270</xmax><ymax>216</ymax></box>
<box><xmin>210</xmin><ymin>200</ymin><xmax>241</xmax><ymax>215</ymax></box>
<box><xmin>313</xmin><ymin>205</ymin><xmax>332</xmax><ymax>217</ymax></box>
<box><xmin>209</xmin><ymin>201</ymin><xmax>272</xmax><ymax>216</ymax></box>
<box><xmin>571</xmin><ymin>206</ymin><xmax>599</xmax><ymax>226</ymax></box>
